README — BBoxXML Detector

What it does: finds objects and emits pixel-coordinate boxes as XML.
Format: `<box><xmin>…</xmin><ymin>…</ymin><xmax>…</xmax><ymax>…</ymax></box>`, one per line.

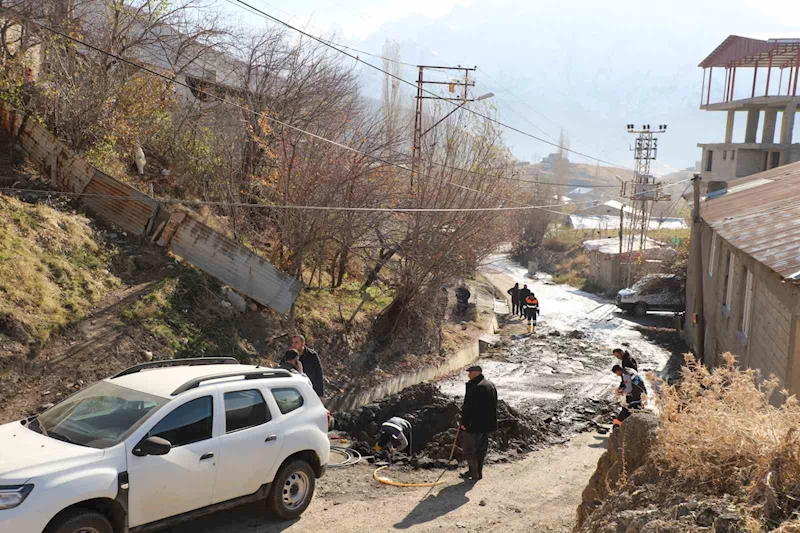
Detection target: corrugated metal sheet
<box><xmin>81</xmin><ymin>170</ymin><xmax>158</xmax><ymax>236</ymax></box>
<box><xmin>0</xmin><ymin>101</ymin><xmax>300</xmax><ymax>313</ymax></box>
<box><xmin>702</xmin><ymin>161</ymin><xmax>800</xmax><ymax>279</ymax></box>
<box><xmin>699</xmin><ymin>35</ymin><xmax>773</xmax><ymax>67</ymax></box>
<box><xmin>169</xmin><ymin>215</ymin><xmax>302</xmax><ymax>314</ymax></box>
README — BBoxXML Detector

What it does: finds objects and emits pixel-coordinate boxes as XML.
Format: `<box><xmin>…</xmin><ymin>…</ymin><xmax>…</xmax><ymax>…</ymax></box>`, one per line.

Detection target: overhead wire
<box><xmin>2</xmin><ymin>8</ymin><xmax>693</xmax><ymax>214</ymax></box>
<box><xmin>0</xmin><ymin>178</ymin><xmax>693</xmax><ymax>213</ymax></box>
<box><xmin>1</xmin><ymin>7</ymin><xmax>534</xmax><ymax>210</ymax></box>
<box><xmin>225</xmin><ymin>0</ymin><xmax>630</xmax><ymax>168</ymax></box>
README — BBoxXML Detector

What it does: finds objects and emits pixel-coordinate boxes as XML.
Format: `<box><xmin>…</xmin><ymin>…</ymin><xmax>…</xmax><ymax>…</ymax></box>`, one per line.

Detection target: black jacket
<box><xmin>519</xmin><ymin>288</ymin><xmax>531</xmax><ymax>305</ymax></box>
<box><xmin>461</xmin><ymin>374</ymin><xmax>498</xmax><ymax>434</ymax></box>
<box><xmin>300</xmin><ymin>347</ymin><xmax>325</xmax><ymax>397</ymax></box>
<box><xmin>621</xmin><ymin>352</ymin><xmax>638</xmax><ymax>371</ymax></box>
<box><xmin>507</xmin><ymin>286</ymin><xmax>520</xmax><ymax>302</ymax></box>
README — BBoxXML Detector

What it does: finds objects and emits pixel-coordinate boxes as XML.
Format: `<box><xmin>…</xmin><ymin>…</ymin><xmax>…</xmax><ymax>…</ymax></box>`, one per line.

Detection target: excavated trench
<box><xmin>335</xmin><ymin>382</ymin><xmax>616</xmax><ymax>468</ymax></box>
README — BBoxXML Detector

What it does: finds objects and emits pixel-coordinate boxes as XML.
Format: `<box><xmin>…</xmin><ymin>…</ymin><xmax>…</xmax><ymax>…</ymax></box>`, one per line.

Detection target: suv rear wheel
<box><xmin>267</xmin><ymin>459</ymin><xmax>316</xmax><ymax>520</ymax></box>
<box><xmin>46</xmin><ymin>510</ymin><xmax>113</xmax><ymax>533</ymax></box>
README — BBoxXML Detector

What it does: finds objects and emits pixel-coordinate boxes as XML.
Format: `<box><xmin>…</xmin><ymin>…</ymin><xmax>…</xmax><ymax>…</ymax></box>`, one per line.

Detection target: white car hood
<box><xmin>0</xmin><ymin>421</ymin><xmax>104</xmax><ymax>484</ymax></box>
<box><xmin>618</xmin><ymin>289</ymin><xmax>636</xmax><ymax>298</ymax></box>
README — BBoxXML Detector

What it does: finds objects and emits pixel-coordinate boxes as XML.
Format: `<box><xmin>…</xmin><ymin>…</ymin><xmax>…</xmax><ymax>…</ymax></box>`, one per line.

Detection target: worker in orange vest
<box><xmin>524</xmin><ymin>293</ymin><xmax>539</xmax><ymax>333</ymax></box>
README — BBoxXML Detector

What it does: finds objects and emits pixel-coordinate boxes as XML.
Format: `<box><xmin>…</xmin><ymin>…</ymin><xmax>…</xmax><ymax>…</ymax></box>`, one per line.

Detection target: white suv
<box><xmin>0</xmin><ymin>358</ymin><xmax>330</xmax><ymax>533</ymax></box>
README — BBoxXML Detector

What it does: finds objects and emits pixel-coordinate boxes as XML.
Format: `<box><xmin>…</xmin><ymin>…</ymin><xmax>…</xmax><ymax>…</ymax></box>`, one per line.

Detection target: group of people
<box><xmin>507</xmin><ymin>283</ymin><xmax>540</xmax><ymax>333</ymax></box>
<box><xmin>278</xmin><ymin>335</ymin><xmax>325</xmax><ymax>398</ymax></box>
<box><xmin>375</xmin><ymin>364</ymin><xmax>498</xmax><ymax>482</ymax></box>
<box><xmin>611</xmin><ymin>348</ymin><xmax>648</xmax><ymax>427</ymax></box>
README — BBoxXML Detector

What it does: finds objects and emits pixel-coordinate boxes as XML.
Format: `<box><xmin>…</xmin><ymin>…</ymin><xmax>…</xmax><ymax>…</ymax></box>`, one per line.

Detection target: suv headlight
<box><xmin>0</xmin><ymin>485</ymin><xmax>34</xmax><ymax>510</ymax></box>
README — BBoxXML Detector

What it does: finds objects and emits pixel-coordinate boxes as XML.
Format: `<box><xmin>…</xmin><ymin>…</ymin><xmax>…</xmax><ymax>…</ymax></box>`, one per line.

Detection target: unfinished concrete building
<box><xmin>698</xmin><ymin>36</ymin><xmax>800</xmax><ymax>181</ymax></box>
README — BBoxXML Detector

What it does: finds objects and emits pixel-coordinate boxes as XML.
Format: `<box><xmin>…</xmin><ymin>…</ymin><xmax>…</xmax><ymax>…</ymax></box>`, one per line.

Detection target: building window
<box><xmin>740</xmin><ymin>269</ymin><xmax>754</xmax><ymax>337</ymax></box>
<box><xmin>724</xmin><ymin>251</ymin><xmax>734</xmax><ymax>309</ymax></box>
<box><xmin>708</xmin><ymin>233</ymin><xmax>717</xmax><ymax>277</ymax></box>
<box><xmin>706</xmin><ymin>150</ymin><xmax>714</xmax><ymax>172</ymax></box>
<box><xmin>723</xmin><ymin>150</ymin><xmax>727</xmax><ymax>160</ymax></box>
<box><xmin>731</xmin><ymin>150</ymin><xmax>736</xmax><ymax>161</ymax></box>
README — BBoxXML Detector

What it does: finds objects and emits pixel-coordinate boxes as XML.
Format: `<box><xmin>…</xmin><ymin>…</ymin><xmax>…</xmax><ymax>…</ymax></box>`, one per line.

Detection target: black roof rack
<box><xmin>111</xmin><ymin>357</ymin><xmax>240</xmax><ymax>379</ymax></box>
<box><xmin>171</xmin><ymin>369</ymin><xmax>293</xmax><ymax>396</ymax></box>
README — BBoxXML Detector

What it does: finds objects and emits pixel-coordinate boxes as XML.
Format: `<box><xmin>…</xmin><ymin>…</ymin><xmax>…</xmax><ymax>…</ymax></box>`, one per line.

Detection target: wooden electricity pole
<box><xmin>691</xmin><ymin>174</ymin><xmax>705</xmax><ymax>363</ymax></box>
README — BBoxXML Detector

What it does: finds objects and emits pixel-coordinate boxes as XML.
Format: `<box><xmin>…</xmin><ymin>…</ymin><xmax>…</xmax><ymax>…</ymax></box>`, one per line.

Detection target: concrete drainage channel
<box><xmin>327</xmin><ymin>290</ymin><xmax>501</xmax><ymax>414</ymax></box>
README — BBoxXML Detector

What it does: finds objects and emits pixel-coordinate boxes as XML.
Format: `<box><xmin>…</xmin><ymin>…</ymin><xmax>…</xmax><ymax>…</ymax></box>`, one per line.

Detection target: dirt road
<box><xmin>161</xmin><ymin>432</ymin><xmax>606</xmax><ymax>533</ymax></box>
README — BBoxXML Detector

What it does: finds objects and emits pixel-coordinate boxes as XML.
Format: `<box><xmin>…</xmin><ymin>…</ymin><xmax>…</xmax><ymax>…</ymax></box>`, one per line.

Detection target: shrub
<box><xmin>653</xmin><ymin>353</ymin><xmax>800</xmax><ymax>524</ymax></box>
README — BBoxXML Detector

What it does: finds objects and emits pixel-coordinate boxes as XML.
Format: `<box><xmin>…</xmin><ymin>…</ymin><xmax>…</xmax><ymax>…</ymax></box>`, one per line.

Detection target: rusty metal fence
<box><xmin>0</xmin><ymin>102</ymin><xmax>301</xmax><ymax>314</ymax></box>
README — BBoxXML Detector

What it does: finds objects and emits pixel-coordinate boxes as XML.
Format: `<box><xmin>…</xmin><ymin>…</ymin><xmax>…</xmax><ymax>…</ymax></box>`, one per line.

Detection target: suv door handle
<box><xmin>200</xmin><ymin>452</ymin><xmax>215</xmax><ymax>461</ymax></box>
<box><xmin>265</xmin><ymin>435</ymin><xmax>278</xmax><ymax>442</ymax></box>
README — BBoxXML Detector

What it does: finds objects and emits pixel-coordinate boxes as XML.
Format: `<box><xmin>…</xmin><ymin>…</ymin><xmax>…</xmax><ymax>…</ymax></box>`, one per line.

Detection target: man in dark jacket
<box><xmin>291</xmin><ymin>335</ymin><xmax>324</xmax><ymax>398</ymax></box>
<box><xmin>613</xmin><ymin>348</ymin><xmax>638</xmax><ymax>371</ymax></box>
<box><xmin>507</xmin><ymin>283</ymin><xmax>521</xmax><ymax>315</ymax></box>
<box><xmin>459</xmin><ymin>365</ymin><xmax>498</xmax><ymax>481</ymax></box>
<box><xmin>518</xmin><ymin>284</ymin><xmax>531</xmax><ymax>318</ymax></box>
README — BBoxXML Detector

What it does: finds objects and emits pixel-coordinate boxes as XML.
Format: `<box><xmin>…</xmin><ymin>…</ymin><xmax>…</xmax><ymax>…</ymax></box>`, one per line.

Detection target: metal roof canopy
<box><xmin>701</xmin><ymin>161</ymin><xmax>800</xmax><ymax>280</ymax></box>
<box><xmin>700</xmin><ymin>35</ymin><xmax>800</xmax><ymax>68</ymax></box>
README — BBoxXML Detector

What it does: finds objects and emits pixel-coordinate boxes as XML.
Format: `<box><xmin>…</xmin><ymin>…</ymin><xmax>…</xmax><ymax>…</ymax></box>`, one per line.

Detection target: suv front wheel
<box><xmin>267</xmin><ymin>459</ymin><xmax>316</xmax><ymax>520</ymax></box>
<box><xmin>46</xmin><ymin>510</ymin><xmax>113</xmax><ymax>533</ymax></box>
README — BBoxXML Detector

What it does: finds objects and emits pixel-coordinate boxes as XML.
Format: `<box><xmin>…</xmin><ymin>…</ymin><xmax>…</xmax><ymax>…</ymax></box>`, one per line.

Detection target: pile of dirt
<box><xmin>335</xmin><ymin>383</ymin><xmax>608</xmax><ymax>468</ymax></box>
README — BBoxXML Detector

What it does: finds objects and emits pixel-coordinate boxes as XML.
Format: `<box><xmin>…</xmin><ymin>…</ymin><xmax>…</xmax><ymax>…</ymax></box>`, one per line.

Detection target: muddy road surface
<box><xmin>441</xmin><ymin>254</ymin><xmax>673</xmax><ymax>411</ymax></box>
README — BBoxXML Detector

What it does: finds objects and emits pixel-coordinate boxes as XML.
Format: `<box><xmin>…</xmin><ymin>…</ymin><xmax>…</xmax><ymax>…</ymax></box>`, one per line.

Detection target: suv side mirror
<box><xmin>133</xmin><ymin>436</ymin><xmax>172</xmax><ymax>457</ymax></box>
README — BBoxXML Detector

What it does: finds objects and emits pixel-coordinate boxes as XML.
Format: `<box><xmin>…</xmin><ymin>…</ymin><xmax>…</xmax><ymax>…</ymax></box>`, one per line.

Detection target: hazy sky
<box><xmin>220</xmin><ymin>0</ymin><xmax>800</xmax><ymax>174</ymax></box>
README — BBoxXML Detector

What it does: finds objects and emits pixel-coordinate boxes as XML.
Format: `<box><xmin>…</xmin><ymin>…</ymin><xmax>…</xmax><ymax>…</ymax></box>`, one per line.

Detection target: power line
<box><xmin>4</xmin><ymin>9</ymin><xmax>692</xmax><ymax>213</ymax></box>
<box><xmin>0</xmin><ymin>187</ymin><xmax>599</xmax><ymax>213</ymax></box>
<box><xmin>2</xmin><ymin>8</ymin><xmax>516</xmax><ymax>201</ymax></box>
<box><xmin>227</xmin><ymin>0</ymin><xmax>628</xmax><ymax>168</ymax></box>
<box><xmin>475</xmin><ymin>67</ymin><xmax>633</xmax><ymax>170</ymax></box>
<box><xmin>0</xmin><ymin>178</ymin><xmax>693</xmax><ymax>213</ymax></box>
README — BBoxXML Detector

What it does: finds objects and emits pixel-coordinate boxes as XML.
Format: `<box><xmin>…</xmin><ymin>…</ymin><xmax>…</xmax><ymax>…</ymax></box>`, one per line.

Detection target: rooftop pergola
<box><xmin>699</xmin><ymin>35</ymin><xmax>800</xmax><ymax>107</ymax></box>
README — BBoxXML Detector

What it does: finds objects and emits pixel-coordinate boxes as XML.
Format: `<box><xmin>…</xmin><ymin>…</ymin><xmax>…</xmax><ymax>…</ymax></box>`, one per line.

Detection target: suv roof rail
<box><xmin>111</xmin><ymin>357</ymin><xmax>240</xmax><ymax>379</ymax></box>
<box><xmin>171</xmin><ymin>369</ymin><xmax>293</xmax><ymax>395</ymax></box>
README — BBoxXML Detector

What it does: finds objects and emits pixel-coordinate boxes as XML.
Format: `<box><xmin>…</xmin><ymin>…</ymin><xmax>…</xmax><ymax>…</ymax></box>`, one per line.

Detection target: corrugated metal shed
<box><xmin>169</xmin><ymin>215</ymin><xmax>302</xmax><ymax>314</ymax></box>
<box><xmin>702</xmin><ymin>161</ymin><xmax>800</xmax><ymax>279</ymax></box>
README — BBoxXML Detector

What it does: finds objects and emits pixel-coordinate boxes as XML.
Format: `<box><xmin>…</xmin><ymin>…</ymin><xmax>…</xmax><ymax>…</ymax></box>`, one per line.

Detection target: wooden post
<box><xmin>619</xmin><ymin>207</ymin><xmax>624</xmax><ymax>256</ymax></box>
<box><xmin>692</xmin><ymin>175</ymin><xmax>705</xmax><ymax>364</ymax></box>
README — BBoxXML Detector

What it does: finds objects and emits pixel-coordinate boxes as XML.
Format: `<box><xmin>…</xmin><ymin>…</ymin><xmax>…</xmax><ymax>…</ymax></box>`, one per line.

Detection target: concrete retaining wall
<box><xmin>328</xmin><ymin>311</ymin><xmax>499</xmax><ymax>413</ymax></box>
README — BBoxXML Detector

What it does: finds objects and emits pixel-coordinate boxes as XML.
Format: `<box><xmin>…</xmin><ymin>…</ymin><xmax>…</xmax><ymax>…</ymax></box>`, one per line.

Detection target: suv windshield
<box><xmin>32</xmin><ymin>381</ymin><xmax>169</xmax><ymax>449</ymax></box>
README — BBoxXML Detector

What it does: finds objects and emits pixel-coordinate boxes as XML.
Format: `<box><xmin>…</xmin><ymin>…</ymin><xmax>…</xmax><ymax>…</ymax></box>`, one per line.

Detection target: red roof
<box><xmin>699</xmin><ymin>35</ymin><xmax>800</xmax><ymax>68</ymax></box>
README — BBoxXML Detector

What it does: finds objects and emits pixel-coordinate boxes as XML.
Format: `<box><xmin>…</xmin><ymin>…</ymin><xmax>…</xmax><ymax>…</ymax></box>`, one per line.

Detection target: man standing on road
<box><xmin>524</xmin><ymin>292</ymin><xmax>539</xmax><ymax>334</ymax></box>
<box><xmin>459</xmin><ymin>365</ymin><xmax>498</xmax><ymax>481</ymax></box>
<box><xmin>507</xmin><ymin>283</ymin><xmax>521</xmax><ymax>316</ymax></box>
<box><xmin>291</xmin><ymin>335</ymin><xmax>324</xmax><ymax>399</ymax></box>
<box><xmin>612</xmin><ymin>364</ymin><xmax>647</xmax><ymax>427</ymax></box>
<box><xmin>613</xmin><ymin>348</ymin><xmax>638</xmax><ymax>371</ymax></box>
<box><xmin>518</xmin><ymin>284</ymin><xmax>531</xmax><ymax>319</ymax></box>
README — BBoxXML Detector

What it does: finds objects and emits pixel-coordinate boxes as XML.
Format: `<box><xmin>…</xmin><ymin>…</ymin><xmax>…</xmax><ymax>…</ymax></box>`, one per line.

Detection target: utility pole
<box><xmin>691</xmin><ymin>174</ymin><xmax>705</xmax><ymax>363</ymax></box>
<box><xmin>620</xmin><ymin>123</ymin><xmax>669</xmax><ymax>286</ymax></box>
<box><xmin>618</xmin><ymin>208</ymin><xmax>624</xmax><ymax>256</ymax></box>
<box><xmin>411</xmin><ymin>65</ymin><xmax>477</xmax><ymax>193</ymax></box>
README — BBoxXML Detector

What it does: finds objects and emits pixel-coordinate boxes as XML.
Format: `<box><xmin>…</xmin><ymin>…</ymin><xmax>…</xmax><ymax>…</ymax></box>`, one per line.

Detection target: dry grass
<box><xmin>654</xmin><ymin>353</ymin><xmax>800</xmax><ymax>526</ymax></box>
<box><xmin>0</xmin><ymin>195</ymin><xmax>120</xmax><ymax>344</ymax></box>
